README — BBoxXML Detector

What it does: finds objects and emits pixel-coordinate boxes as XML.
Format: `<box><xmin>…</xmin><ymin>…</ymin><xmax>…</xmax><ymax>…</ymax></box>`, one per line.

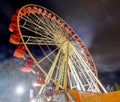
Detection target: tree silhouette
<box><xmin>114</xmin><ymin>83</ymin><xmax>120</xmax><ymax>91</ymax></box>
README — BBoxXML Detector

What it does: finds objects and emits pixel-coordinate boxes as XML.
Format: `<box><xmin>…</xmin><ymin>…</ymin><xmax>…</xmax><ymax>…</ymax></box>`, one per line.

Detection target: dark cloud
<box><xmin>99</xmin><ymin>70</ymin><xmax>120</xmax><ymax>87</ymax></box>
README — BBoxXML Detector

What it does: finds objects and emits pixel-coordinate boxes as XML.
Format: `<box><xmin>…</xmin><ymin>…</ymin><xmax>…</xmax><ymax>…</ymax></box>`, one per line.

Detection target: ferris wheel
<box><xmin>9</xmin><ymin>4</ymin><xmax>107</xmax><ymax>98</ymax></box>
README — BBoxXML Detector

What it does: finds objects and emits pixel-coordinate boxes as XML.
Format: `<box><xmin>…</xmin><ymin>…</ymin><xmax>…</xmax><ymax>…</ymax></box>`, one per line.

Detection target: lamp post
<box><xmin>30</xmin><ymin>86</ymin><xmax>36</xmax><ymax>102</ymax></box>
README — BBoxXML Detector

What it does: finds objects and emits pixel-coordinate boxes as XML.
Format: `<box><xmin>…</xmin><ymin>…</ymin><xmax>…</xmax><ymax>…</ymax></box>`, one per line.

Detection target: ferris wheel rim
<box><xmin>16</xmin><ymin>4</ymin><xmax>98</xmax><ymax>77</ymax></box>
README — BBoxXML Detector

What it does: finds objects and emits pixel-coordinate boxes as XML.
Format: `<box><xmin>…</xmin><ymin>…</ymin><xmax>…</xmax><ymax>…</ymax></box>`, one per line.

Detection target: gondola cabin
<box><xmin>45</xmin><ymin>82</ymin><xmax>55</xmax><ymax>97</ymax></box>
<box><xmin>36</xmin><ymin>71</ymin><xmax>45</xmax><ymax>85</ymax></box>
<box><xmin>21</xmin><ymin>57</ymin><xmax>34</xmax><ymax>73</ymax></box>
<box><xmin>9</xmin><ymin>13</ymin><xmax>18</xmax><ymax>32</ymax></box>
<box><xmin>9</xmin><ymin>21</ymin><xmax>18</xmax><ymax>32</ymax></box>
<box><xmin>13</xmin><ymin>45</ymin><xmax>26</xmax><ymax>58</ymax></box>
<box><xmin>9</xmin><ymin>31</ymin><xmax>20</xmax><ymax>45</ymax></box>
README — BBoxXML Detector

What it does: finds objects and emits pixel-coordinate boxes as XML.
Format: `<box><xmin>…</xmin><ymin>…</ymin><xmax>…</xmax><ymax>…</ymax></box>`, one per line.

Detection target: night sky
<box><xmin>0</xmin><ymin>0</ymin><xmax>120</xmax><ymax>102</ymax></box>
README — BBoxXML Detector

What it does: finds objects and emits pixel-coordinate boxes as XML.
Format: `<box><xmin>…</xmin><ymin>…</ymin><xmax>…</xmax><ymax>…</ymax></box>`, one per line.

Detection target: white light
<box><xmin>31</xmin><ymin>99</ymin><xmax>35</xmax><ymax>102</ymax></box>
<box><xmin>33</xmin><ymin>82</ymin><xmax>41</xmax><ymax>87</ymax></box>
<box><xmin>16</xmin><ymin>86</ymin><xmax>24</xmax><ymax>94</ymax></box>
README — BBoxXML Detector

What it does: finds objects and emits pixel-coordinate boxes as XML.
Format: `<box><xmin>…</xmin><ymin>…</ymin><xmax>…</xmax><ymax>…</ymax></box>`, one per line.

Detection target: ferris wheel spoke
<box><xmin>35</xmin><ymin>12</ymin><xmax>63</xmax><ymax>34</ymax></box>
<box><xmin>23</xmin><ymin>13</ymin><xmax>64</xmax><ymax>39</ymax></box>
<box><xmin>21</xmin><ymin>13</ymin><xmax>69</xmax><ymax>46</ymax></box>
<box><xmin>33</xmin><ymin>14</ymin><xmax>57</xmax><ymax>35</ymax></box>
<box><xmin>68</xmin><ymin>58</ymin><xmax>86</xmax><ymax>91</ymax></box>
<box><xmin>21</xmin><ymin>35</ymin><xmax>57</xmax><ymax>45</ymax></box>
<box><xmin>54</xmin><ymin>41</ymin><xmax>69</xmax><ymax>90</ymax></box>
<box><xmin>38</xmin><ymin>45</ymin><xmax>63</xmax><ymax>94</ymax></box>
<box><xmin>20</xmin><ymin>25</ymin><xmax>52</xmax><ymax>41</ymax></box>
<box><xmin>54</xmin><ymin>53</ymin><xmax>63</xmax><ymax>82</ymax></box>
<box><xmin>20</xmin><ymin>20</ymin><xmax>66</xmax><ymax>45</ymax></box>
<box><xmin>70</xmin><ymin>44</ymin><xmax>90</xmax><ymax>68</ymax></box>
<box><xmin>70</xmin><ymin>46</ymin><xmax>92</xmax><ymax>86</ymax></box>
<box><xmin>21</xmin><ymin>16</ymin><xmax>55</xmax><ymax>39</ymax></box>
<box><xmin>46</xmin><ymin>45</ymin><xmax>56</xmax><ymax>57</ymax></box>
<box><xmin>69</xmin><ymin>54</ymin><xmax>97</xmax><ymax>91</ymax></box>
<box><xmin>69</xmin><ymin>43</ymin><xmax>107</xmax><ymax>92</ymax></box>
<box><xmin>39</xmin><ymin>45</ymin><xmax>55</xmax><ymax>64</ymax></box>
<box><xmin>22</xmin><ymin>16</ymin><xmax>44</xmax><ymax>30</ymax></box>
<box><xmin>70</xmin><ymin>57</ymin><xmax>88</xmax><ymax>86</ymax></box>
<box><xmin>55</xmin><ymin>54</ymin><xmax>67</xmax><ymax>90</ymax></box>
<box><xmin>31</xmin><ymin>13</ymin><xmax>68</xmax><ymax>41</ymax></box>
<box><xmin>34</xmin><ymin>47</ymin><xmax>59</xmax><ymax>66</ymax></box>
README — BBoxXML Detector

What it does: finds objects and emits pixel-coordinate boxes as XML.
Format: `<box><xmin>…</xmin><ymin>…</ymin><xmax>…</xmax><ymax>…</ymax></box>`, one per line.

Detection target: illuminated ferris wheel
<box><xmin>9</xmin><ymin>4</ymin><xmax>107</xmax><ymax>100</ymax></box>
